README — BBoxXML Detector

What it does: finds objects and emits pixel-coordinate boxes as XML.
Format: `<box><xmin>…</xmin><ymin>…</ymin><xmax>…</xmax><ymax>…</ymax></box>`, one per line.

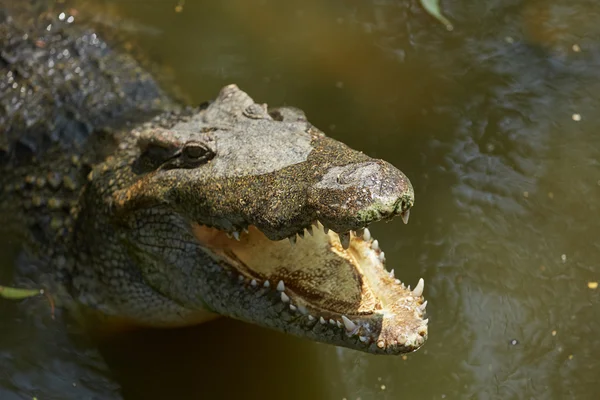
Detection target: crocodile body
<box><xmin>0</xmin><ymin>2</ymin><xmax>427</xmax><ymax>354</ymax></box>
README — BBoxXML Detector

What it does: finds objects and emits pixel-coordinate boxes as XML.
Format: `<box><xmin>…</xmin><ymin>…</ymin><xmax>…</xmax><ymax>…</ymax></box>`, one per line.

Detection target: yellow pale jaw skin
<box><xmin>192</xmin><ymin>222</ymin><xmax>428</xmax><ymax>352</ymax></box>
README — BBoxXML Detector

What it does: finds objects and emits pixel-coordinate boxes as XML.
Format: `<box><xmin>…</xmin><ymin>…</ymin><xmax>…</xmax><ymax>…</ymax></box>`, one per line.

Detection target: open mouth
<box><xmin>191</xmin><ymin>221</ymin><xmax>428</xmax><ymax>354</ymax></box>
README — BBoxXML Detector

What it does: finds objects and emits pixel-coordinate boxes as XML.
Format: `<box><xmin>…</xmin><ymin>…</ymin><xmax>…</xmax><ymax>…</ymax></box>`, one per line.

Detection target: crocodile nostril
<box><xmin>336</xmin><ymin>163</ymin><xmax>378</xmax><ymax>185</ymax></box>
<box><xmin>336</xmin><ymin>169</ymin><xmax>356</xmax><ymax>185</ymax></box>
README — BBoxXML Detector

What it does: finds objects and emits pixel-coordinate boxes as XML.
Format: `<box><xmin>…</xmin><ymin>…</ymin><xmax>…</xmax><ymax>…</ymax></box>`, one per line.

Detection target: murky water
<box><xmin>2</xmin><ymin>0</ymin><xmax>600</xmax><ymax>399</ymax></box>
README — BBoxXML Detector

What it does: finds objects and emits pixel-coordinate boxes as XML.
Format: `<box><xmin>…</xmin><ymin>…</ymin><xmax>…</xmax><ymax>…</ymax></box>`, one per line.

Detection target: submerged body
<box><xmin>0</xmin><ymin>2</ymin><xmax>427</xmax><ymax>354</ymax></box>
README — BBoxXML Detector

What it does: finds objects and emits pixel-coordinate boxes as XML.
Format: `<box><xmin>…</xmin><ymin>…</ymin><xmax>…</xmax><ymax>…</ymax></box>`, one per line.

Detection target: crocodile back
<box><xmin>0</xmin><ymin>1</ymin><xmax>170</xmax><ymax>253</ymax></box>
<box><xmin>0</xmin><ymin>1</ymin><xmax>168</xmax><ymax>167</ymax></box>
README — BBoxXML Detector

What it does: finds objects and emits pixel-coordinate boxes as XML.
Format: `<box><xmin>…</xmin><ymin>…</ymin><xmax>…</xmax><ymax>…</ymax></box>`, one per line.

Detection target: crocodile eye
<box><xmin>181</xmin><ymin>141</ymin><xmax>215</xmax><ymax>166</ymax></box>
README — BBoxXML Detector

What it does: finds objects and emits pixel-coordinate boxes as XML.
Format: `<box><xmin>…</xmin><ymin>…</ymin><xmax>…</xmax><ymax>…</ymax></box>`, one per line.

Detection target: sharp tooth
<box><xmin>341</xmin><ymin>315</ymin><xmax>357</xmax><ymax>332</ymax></box>
<box><xmin>379</xmin><ymin>251</ymin><xmax>385</xmax><ymax>262</ymax></box>
<box><xmin>329</xmin><ymin>319</ymin><xmax>336</xmax><ymax>325</ymax></box>
<box><xmin>289</xmin><ymin>304</ymin><xmax>297</xmax><ymax>311</ymax></box>
<box><xmin>289</xmin><ymin>235</ymin><xmax>297</xmax><ymax>245</ymax></box>
<box><xmin>238</xmin><ymin>275</ymin><xmax>244</xmax><ymax>282</ymax></box>
<box><xmin>336</xmin><ymin>320</ymin><xmax>343</xmax><ymax>328</ymax></box>
<box><xmin>233</xmin><ymin>231</ymin><xmax>240</xmax><ymax>241</ymax></box>
<box><xmin>359</xmin><ymin>336</ymin><xmax>368</xmax><ymax>343</ymax></box>
<box><xmin>371</xmin><ymin>239</ymin><xmax>379</xmax><ymax>251</ymax></box>
<box><xmin>395</xmin><ymin>279</ymin><xmax>401</xmax><ymax>284</ymax></box>
<box><xmin>388</xmin><ymin>269</ymin><xmax>395</xmax><ymax>278</ymax></box>
<box><xmin>250</xmin><ymin>279</ymin><xmax>257</xmax><ymax>287</ymax></box>
<box><xmin>363</xmin><ymin>228</ymin><xmax>371</xmax><ymax>241</ymax></box>
<box><xmin>401</xmin><ymin>209</ymin><xmax>410</xmax><ymax>224</ymax></box>
<box><xmin>319</xmin><ymin>317</ymin><xmax>326</xmax><ymax>324</ymax></box>
<box><xmin>263</xmin><ymin>280</ymin><xmax>270</xmax><ymax>288</ymax></box>
<box><xmin>324</xmin><ymin>227</ymin><xmax>329</xmax><ymax>234</ymax></box>
<box><xmin>297</xmin><ymin>230</ymin><xmax>304</xmax><ymax>239</ymax></box>
<box><xmin>281</xmin><ymin>292</ymin><xmax>290</xmax><ymax>302</ymax></box>
<box><xmin>422</xmin><ymin>318</ymin><xmax>429</xmax><ymax>326</ymax></box>
<box><xmin>339</xmin><ymin>232</ymin><xmax>350</xmax><ymax>249</ymax></box>
<box><xmin>306</xmin><ymin>226</ymin><xmax>313</xmax><ymax>236</ymax></box>
<box><xmin>419</xmin><ymin>301</ymin><xmax>428</xmax><ymax>312</ymax></box>
<box><xmin>308</xmin><ymin>315</ymin><xmax>315</xmax><ymax>321</ymax></box>
<box><xmin>243</xmin><ymin>227</ymin><xmax>249</xmax><ymax>234</ymax></box>
<box><xmin>276</xmin><ymin>280</ymin><xmax>285</xmax><ymax>292</ymax></box>
<box><xmin>412</xmin><ymin>278</ymin><xmax>424</xmax><ymax>297</ymax></box>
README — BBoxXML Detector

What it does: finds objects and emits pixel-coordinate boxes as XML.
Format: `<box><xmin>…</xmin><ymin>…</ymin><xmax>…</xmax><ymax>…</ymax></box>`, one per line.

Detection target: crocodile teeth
<box><xmin>329</xmin><ymin>319</ymin><xmax>336</xmax><ymax>325</ymax></box>
<box><xmin>289</xmin><ymin>304</ymin><xmax>296</xmax><ymax>311</ymax></box>
<box><xmin>263</xmin><ymin>280</ymin><xmax>270</xmax><ymax>288</ymax></box>
<box><xmin>395</xmin><ymin>279</ymin><xmax>401</xmax><ymax>284</ymax></box>
<box><xmin>401</xmin><ymin>209</ymin><xmax>410</xmax><ymax>224</ymax></box>
<box><xmin>281</xmin><ymin>292</ymin><xmax>290</xmax><ymax>302</ymax></box>
<box><xmin>422</xmin><ymin>318</ymin><xmax>429</xmax><ymax>326</ymax></box>
<box><xmin>319</xmin><ymin>317</ymin><xmax>326</xmax><ymax>324</ymax></box>
<box><xmin>336</xmin><ymin>320</ymin><xmax>343</xmax><ymax>328</ymax></box>
<box><xmin>341</xmin><ymin>315</ymin><xmax>357</xmax><ymax>332</ymax></box>
<box><xmin>297</xmin><ymin>304</ymin><xmax>308</xmax><ymax>315</ymax></box>
<box><xmin>359</xmin><ymin>336</ymin><xmax>368</xmax><ymax>343</ymax></box>
<box><xmin>388</xmin><ymin>269</ymin><xmax>395</xmax><ymax>278</ymax></box>
<box><xmin>250</xmin><ymin>279</ymin><xmax>257</xmax><ymax>287</ymax></box>
<box><xmin>413</xmin><ymin>278</ymin><xmax>425</xmax><ymax>297</ymax></box>
<box><xmin>339</xmin><ymin>232</ymin><xmax>350</xmax><ymax>249</ymax></box>
<box><xmin>276</xmin><ymin>280</ymin><xmax>285</xmax><ymax>292</ymax></box>
<box><xmin>308</xmin><ymin>315</ymin><xmax>315</xmax><ymax>321</ymax></box>
<box><xmin>243</xmin><ymin>227</ymin><xmax>249</xmax><ymax>234</ymax></box>
<box><xmin>371</xmin><ymin>239</ymin><xmax>379</xmax><ymax>251</ymax></box>
<box><xmin>363</xmin><ymin>228</ymin><xmax>371</xmax><ymax>241</ymax></box>
<box><xmin>232</xmin><ymin>231</ymin><xmax>240</xmax><ymax>241</ymax></box>
<box><xmin>289</xmin><ymin>235</ymin><xmax>297</xmax><ymax>245</ymax></box>
<box><xmin>238</xmin><ymin>275</ymin><xmax>244</xmax><ymax>282</ymax></box>
<box><xmin>419</xmin><ymin>301</ymin><xmax>428</xmax><ymax>312</ymax></box>
<box><xmin>379</xmin><ymin>252</ymin><xmax>385</xmax><ymax>262</ymax></box>
<box><xmin>306</xmin><ymin>226</ymin><xmax>313</xmax><ymax>236</ymax></box>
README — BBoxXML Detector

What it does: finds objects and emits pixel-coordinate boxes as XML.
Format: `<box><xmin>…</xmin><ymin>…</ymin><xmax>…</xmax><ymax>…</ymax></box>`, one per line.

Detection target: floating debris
<box><xmin>572</xmin><ymin>113</ymin><xmax>581</xmax><ymax>121</ymax></box>
<box><xmin>420</xmin><ymin>0</ymin><xmax>454</xmax><ymax>31</ymax></box>
<box><xmin>588</xmin><ymin>281</ymin><xmax>598</xmax><ymax>289</ymax></box>
<box><xmin>0</xmin><ymin>285</ymin><xmax>42</xmax><ymax>300</ymax></box>
<box><xmin>572</xmin><ymin>44</ymin><xmax>581</xmax><ymax>52</ymax></box>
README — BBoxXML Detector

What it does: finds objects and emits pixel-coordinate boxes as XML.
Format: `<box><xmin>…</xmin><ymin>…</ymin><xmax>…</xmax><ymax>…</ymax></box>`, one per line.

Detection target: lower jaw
<box><xmin>191</xmin><ymin>222</ymin><xmax>428</xmax><ymax>354</ymax></box>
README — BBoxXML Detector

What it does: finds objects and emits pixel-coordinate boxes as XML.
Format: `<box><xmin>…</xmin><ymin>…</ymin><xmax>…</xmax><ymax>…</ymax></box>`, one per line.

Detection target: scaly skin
<box><xmin>0</xmin><ymin>2</ymin><xmax>427</xmax><ymax>354</ymax></box>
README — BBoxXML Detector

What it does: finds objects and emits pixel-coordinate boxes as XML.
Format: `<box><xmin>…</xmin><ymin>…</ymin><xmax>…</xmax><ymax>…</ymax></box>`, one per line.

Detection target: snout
<box><xmin>308</xmin><ymin>161</ymin><xmax>414</xmax><ymax>233</ymax></box>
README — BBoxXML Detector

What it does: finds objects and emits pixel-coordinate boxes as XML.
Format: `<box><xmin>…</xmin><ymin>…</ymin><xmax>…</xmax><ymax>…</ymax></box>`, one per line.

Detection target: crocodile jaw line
<box><xmin>191</xmin><ymin>222</ymin><xmax>428</xmax><ymax>354</ymax></box>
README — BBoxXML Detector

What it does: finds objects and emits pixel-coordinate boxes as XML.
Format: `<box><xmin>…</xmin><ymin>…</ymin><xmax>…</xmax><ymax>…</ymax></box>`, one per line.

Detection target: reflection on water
<box><xmin>2</xmin><ymin>0</ymin><xmax>600</xmax><ymax>398</ymax></box>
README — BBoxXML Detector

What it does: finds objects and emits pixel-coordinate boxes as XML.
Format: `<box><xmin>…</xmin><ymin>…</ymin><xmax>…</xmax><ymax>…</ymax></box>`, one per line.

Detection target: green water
<box><xmin>2</xmin><ymin>0</ymin><xmax>600</xmax><ymax>399</ymax></box>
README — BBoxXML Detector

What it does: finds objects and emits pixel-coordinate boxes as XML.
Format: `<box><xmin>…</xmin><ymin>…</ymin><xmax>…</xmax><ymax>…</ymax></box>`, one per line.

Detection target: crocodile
<box><xmin>0</xmin><ymin>2</ymin><xmax>427</xmax><ymax>354</ymax></box>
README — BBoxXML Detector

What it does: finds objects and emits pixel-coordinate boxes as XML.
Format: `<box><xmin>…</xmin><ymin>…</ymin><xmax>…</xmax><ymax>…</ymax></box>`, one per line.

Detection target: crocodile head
<box><xmin>83</xmin><ymin>85</ymin><xmax>427</xmax><ymax>355</ymax></box>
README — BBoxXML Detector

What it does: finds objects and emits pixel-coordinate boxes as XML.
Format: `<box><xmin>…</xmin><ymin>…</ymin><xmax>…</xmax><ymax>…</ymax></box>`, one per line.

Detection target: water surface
<box><xmin>2</xmin><ymin>0</ymin><xmax>600</xmax><ymax>399</ymax></box>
